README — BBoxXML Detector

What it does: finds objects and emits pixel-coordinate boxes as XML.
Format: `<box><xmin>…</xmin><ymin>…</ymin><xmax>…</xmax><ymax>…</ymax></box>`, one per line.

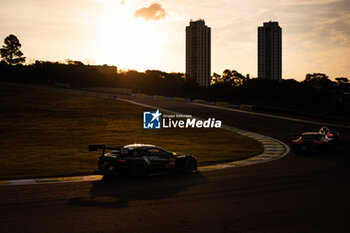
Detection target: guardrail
<box><xmin>216</xmin><ymin>101</ymin><xmax>229</xmax><ymax>107</ymax></box>
<box><xmin>240</xmin><ymin>104</ymin><xmax>253</xmax><ymax>110</ymax></box>
<box><xmin>129</xmin><ymin>93</ymin><xmax>349</xmax><ymax>123</ymax></box>
<box><xmin>132</xmin><ymin>93</ymin><xmax>254</xmax><ymax>111</ymax></box>
<box><xmin>173</xmin><ymin>97</ymin><xmax>186</xmax><ymax>101</ymax></box>
<box><xmin>194</xmin><ymin>99</ymin><xmax>205</xmax><ymax>103</ymax></box>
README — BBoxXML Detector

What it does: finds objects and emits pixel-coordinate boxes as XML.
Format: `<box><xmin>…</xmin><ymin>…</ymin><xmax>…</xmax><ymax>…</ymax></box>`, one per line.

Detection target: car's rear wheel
<box><xmin>183</xmin><ymin>158</ymin><xmax>197</xmax><ymax>173</ymax></box>
<box><xmin>131</xmin><ymin>162</ymin><xmax>149</xmax><ymax>178</ymax></box>
<box><xmin>292</xmin><ymin>145</ymin><xmax>299</xmax><ymax>154</ymax></box>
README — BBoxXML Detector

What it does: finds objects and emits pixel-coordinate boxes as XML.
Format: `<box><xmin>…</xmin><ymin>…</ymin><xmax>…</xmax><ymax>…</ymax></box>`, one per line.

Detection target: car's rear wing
<box><xmin>89</xmin><ymin>145</ymin><xmax>105</xmax><ymax>151</ymax></box>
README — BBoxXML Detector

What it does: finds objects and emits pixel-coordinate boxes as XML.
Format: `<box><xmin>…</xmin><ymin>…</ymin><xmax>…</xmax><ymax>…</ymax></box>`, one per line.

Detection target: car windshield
<box><xmin>320</xmin><ymin>127</ymin><xmax>330</xmax><ymax>133</ymax></box>
<box><xmin>105</xmin><ymin>150</ymin><xmax>120</xmax><ymax>156</ymax></box>
<box><xmin>302</xmin><ymin>135</ymin><xmax>323</xmax><ymax>140</ymax></box>
<box><xmin>109</xmin><ymin>151</ymin><xmax>119</xmax><ymax>154</ymax></box>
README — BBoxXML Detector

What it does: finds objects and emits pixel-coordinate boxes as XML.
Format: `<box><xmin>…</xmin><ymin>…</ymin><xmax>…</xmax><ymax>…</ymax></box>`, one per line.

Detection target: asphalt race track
<box><xmin>1</xmin><ymin>94</ymin><xmax>349</xmax><ymax>233</ymax></box>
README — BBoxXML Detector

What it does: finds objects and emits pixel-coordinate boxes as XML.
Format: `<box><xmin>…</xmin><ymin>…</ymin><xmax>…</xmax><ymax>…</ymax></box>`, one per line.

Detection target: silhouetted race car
<box><xmin>319</xmin><ymin>126</ymin><xmax>339</xmax><ymax>143</ymax></box>
<box><xmin>89</xmin><ymin>144</ymin><xmax>198</xmax><ymax>177</ymax></box>
<box><xmin>292</xmin><ymin>132</ymin><xmax>335</xmax><ymax>154</ymax></box>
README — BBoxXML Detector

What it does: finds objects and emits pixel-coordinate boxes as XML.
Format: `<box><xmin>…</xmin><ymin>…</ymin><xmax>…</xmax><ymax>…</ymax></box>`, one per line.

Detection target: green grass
<box><xmin>0</xmin><ymin>85</ymin><xmax>263</xmax><ymax>180</ymax></box>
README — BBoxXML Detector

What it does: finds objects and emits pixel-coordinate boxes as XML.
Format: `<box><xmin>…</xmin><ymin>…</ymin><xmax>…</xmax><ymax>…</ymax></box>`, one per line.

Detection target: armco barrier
<box><xmin>136</xmin><ymin>93</ymin><xmax>146</xmax><ymax>98</ymax></box>
<box><xmin>133</xmin><ymin>93</ymin><xmax>254</xmax><ymax>111</ymax></box>
<box><xmin>205</xmin><ymin>101</ymin><xmax>216</xmax><ymax>105</ymax></box>
<box><xmin>229</xmin><ymin>104</ymin><xmax>241</xmax><ymax>108</ymax></box>
<box><xmin>173</xmin><ymin>97</ymin><xmax>186</xmax><ymax>101</ymax></box>
<box><xmin>84</xmin><ymin>87</ymin><xmax>132</xmax><ymax>94</ymax></box>
<box><xmin>216</xmin><ymin>101</ymin><xmax>229</xmax><ymax>107</ymax></box>
<box><xmin>241</xmin><ymin>104</ymin><xmax>253</xmax><ymax>110</ymax></box>
<box><xmin>194</xmin><ymin>99</ymin><xmax>206</xmax><ymax>103</ymax></box>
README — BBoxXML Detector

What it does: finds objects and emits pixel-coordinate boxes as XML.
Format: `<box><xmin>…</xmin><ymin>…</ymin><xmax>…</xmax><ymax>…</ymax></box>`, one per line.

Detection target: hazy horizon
<box><xmin>1</xmin><ymin>0</ymin><xmax>349</xmax><ymax>81</ymax></box>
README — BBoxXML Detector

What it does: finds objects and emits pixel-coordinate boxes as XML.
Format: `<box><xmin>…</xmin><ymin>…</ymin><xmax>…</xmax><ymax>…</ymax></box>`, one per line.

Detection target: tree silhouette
<box><xmin>335</xmin><ymin>77</ymin><xmax>349</xmax><ymax>90</ymax></box>
<box><xmin>212</xmin><ymin>69</ymin><xmax>247</xmax><ymax>86</ymax></box>
<box><xmin>0</xmin><ymin>34</ymin><xmax>26</xmax><ymax>65</ymax></box>
<box><xmin>303</xmin><ymin>73</ymin><xmax>335</xmax><ymax>90</ymax></box>
<box><xmin>211</xmin><ymin>72</ymin><xmax>221</xmax><ymax>85</ymax></box>
<box><xmin>65</xmin><ymin>59</ymin><xmax>84</xmax><ymax>66</ymax></box>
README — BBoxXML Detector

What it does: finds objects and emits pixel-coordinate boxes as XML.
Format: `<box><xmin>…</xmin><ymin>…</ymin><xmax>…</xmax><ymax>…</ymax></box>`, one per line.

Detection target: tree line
<box><xmin>1</xmin><ymin>34</ymin><xmax>349</xmax><ymax>121</ymax></box>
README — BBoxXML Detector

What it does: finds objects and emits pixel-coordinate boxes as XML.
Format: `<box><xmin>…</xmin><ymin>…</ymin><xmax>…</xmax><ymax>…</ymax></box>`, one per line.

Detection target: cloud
<box><xmin>303</xmin><ymin>11</ymin><xmax>350</xmax><ymax>46</ymax></box>
<box><xmin>284</xmin><ymin>0</ymin><xmax>343</xmax><ymax>5</ymax></box>
<box><xmin>134</xmin><ymin>3</ymin><xmax>167</xmax><ymax>21</ymax></box>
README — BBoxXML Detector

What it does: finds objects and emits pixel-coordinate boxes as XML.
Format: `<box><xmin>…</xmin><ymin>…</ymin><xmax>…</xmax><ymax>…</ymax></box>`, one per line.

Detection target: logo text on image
<box><xmin>143</xmin><ymin>109</ymin><xmax>162</xmax><ymax>129</ymax></box>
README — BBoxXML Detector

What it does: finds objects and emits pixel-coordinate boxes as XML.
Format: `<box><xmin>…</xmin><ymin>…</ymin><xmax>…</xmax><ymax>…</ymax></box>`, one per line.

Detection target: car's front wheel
<box><xmin>183</xmin><ymin>158</ymin><xmax>197</xmax><ymax>173</ymax></box>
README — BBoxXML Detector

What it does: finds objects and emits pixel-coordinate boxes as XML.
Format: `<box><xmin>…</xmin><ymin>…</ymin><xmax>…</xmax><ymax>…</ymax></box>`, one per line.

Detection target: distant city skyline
<box><xmin>1</xmin><ymin>0</ymin><xmax>349</xmax><ymax>81</ymax></box>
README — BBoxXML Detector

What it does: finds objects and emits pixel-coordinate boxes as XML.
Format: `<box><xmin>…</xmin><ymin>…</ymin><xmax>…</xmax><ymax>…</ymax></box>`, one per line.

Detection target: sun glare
<box><xmin>93</xmin><ymin>4</ymin><xmax>163</xmax><ymax>71</ymax></box>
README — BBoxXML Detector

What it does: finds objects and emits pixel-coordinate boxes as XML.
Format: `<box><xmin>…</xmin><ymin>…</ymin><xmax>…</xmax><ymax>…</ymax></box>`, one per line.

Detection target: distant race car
<box><xmin>319</xmin><ymin>126</ymin><xmax>339</xmax><ymax>143</ymax></box>
<box><xmin>89</xmin><ymin>144</ymin><xmax>198</xmax><ymax>177</ymax></box>
<box><xmin>292</xmin><ymin>132</ymin><xmax>335</xmax><ymax>154</ymax></box>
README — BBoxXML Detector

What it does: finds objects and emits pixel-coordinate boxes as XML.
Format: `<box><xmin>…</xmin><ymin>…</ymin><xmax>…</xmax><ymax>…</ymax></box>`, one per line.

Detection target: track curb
<box><xmin>0</xmin><ymin>94</ymin><xmax>289</xmax><ymax>186</ymax></box>
<box><xmin>116</xmin><ymin>98</ymin><xmax>289</xmax><ymax>172</ymax></box>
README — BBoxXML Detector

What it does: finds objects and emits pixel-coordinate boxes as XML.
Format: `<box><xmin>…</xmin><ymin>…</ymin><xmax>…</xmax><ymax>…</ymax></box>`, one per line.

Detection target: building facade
<box><xmin>258</xmin><ymin>21</ymin><xmax>282</xmax><ymax>81</ymax></box>
<box><xmin>186</xmin><ymin>20</ymin><xmax>211</xmax><ymax>87</ymax></box>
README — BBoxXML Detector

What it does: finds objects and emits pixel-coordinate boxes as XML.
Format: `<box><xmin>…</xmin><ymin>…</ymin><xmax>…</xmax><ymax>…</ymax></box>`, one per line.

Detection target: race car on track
<box><xmin>89</xmin><ymin>144</ymin><xmax>198</xmax><ymax>177</ymax></box>
<box><xmin>319</xmin><ymin>126</ymin><xmax>339</xmax><ymax>143</ymax></box>
<box><xmin>292</xmin><ymin>132</ymin><xmax>335</xmax><ymax>154</ymax></box>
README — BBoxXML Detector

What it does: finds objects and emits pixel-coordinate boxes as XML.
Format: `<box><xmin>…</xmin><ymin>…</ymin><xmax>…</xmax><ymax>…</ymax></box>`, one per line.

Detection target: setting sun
<box><xmin>1</xmin><ymin>0</ymin><xmax>349</xmax><ymax>79</ymax></box>
<box><xmin>92</xmin><ymin>4</ymin><xmax>164</xmax><ymax>70</ymax></box>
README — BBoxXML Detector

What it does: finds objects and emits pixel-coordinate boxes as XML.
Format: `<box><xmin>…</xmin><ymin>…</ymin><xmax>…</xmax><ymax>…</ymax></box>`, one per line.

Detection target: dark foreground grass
<box><xmin>0</xmin><ymin>85</ymin><xmax>263</xmax><ymax>180</ymax></box>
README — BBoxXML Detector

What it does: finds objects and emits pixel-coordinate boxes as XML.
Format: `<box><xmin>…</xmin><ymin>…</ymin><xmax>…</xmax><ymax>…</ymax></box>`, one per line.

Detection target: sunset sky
<box><xmin>1</xmin><ymin>0</ymin><xmax>349</xmax><ymax>81</ymax></box>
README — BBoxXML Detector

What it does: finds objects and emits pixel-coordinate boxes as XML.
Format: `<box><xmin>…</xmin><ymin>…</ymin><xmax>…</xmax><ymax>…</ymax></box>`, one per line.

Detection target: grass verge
<box><xmin>0</xmin><ymin>85</ymin><xmax>263</xmax><ymax>180</ymax></box>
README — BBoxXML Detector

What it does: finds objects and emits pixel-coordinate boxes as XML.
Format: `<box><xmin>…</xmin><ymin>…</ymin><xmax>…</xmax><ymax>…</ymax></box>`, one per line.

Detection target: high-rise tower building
<box><xmin>258</xmin><ymin>21</ymin><xmax>282</xmax><ymax>81</ymax></box>
<box><xmin>186</xmin><ymin>20</ymin><xmax>211</xmax><ymax>87</ymax></box>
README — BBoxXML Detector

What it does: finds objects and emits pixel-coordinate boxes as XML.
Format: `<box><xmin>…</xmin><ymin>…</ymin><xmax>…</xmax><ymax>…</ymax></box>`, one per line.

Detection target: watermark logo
<box><xmin>143</xmin><ymin>109</ymin><xmax>162</xmax><ymax>129</ymax></box>
<box><xmin>143</xmin><ymin>109</ymin><xmax>222</xmax><ymax>129</ymax></box>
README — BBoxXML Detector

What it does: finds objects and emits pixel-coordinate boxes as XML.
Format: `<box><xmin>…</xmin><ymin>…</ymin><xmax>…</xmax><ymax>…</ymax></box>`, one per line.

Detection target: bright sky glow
<box><xmin>1</xmin><ymin>0</ymin><xmax>349</xmax><ymax>80</ymax></box>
